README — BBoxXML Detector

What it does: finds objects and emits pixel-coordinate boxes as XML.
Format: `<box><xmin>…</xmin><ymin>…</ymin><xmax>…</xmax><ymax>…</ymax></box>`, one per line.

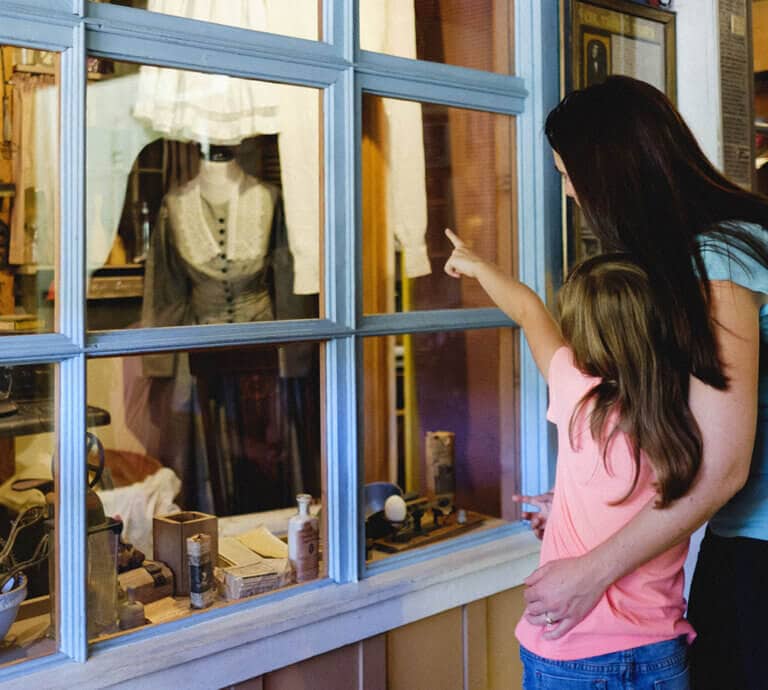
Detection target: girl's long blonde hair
<box><xmin>559</xmin><ymin>254</ymin><xmax>702</xmax><ymax>507</ymax></box>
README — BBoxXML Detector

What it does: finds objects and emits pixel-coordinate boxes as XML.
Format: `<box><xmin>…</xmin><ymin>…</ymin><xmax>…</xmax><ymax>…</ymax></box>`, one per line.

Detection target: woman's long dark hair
<box><xmin>560</xmin><ymin>254</ymin><xmax>702</xmax><ymax>507</ymax></box>
<box><xmin>546</xmin><ymin>75</ymin><xmax>768</xmax><ymax>389</ymax></box>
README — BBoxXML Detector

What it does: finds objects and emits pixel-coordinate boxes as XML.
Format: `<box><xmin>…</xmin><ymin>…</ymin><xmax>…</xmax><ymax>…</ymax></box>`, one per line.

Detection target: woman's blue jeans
<box><xmin>520</xmin><ymin>636</ymin><xmax>689</xmax><ymax>689</ymax></box>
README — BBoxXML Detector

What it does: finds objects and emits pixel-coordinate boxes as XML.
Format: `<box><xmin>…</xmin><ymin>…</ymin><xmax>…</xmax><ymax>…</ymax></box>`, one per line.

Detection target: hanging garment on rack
<box><xmin>133</xmin><ymin>0</ymin><xmax>280</xmax><ymax>145</ymax></box>
<box><xmin>357</xmin><ymin>0</ymin><xmax>430</xmax><ymax>279</ymax></box>
<box><xmin>9</xmin><ymin>73</ymin><xmax>56</xmax><ymax>268</ymax></box>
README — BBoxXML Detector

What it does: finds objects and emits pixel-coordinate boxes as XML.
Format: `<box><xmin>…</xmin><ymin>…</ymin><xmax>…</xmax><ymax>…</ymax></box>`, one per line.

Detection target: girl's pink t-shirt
<box><xmin>515</xmin><ymin>347</ymin><xmax>695</xmax><ymax>661</ymax></box>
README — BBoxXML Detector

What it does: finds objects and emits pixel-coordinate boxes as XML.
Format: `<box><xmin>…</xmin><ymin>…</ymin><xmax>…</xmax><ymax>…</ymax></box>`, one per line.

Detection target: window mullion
<box><xmin>324</xmin><ymin>9</ymin><xmax>359</xmax><ymax>579</ymax></box>
<box><xmin>57</xmin><ymin>21</ymin><xmax>88</xmax><ymax>662</ymax></box>
<box><xmin>516</xmin><ymin>0</ymin><xmax>561</xmax><ymax>495</ymax></box>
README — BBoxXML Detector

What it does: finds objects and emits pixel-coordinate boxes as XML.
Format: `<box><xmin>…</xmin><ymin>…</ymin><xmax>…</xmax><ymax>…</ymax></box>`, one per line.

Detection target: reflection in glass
<box><xmin>359</xmin><ymin>0</ymin><xmax>514</xmax><ymax>75</ymax></box>
<box><xmin>363</xmin><ymin>329</ymin><xmax>519</xmax><ymax>562</ymax></box>
<box><xmin>85</xmin><ymin>60</ymin><xmax>322</xmax><ymax>331</ymax></box>
<box><xmin>101</xmin><ymin>0</ymin><xmax>321</xmax><ymax>41</ymax></box>
<box><xmin>362</xmin><ymin>94</ymin><xmax>516</xmax><ymax>314</ymax></box>
<box><xmin>0</xmin><ymin>363</ymin><xmax>56</xmax><ymax>665</ymax></box>
<box><xmin>0</xmin><ymin>46</ymin><xmax>60</xmax><ymax>334</ymax></box>
<box><xmin>84</xmin><ymin>343</ymin><xmax>323</xmax><ymax>638</ymax></box>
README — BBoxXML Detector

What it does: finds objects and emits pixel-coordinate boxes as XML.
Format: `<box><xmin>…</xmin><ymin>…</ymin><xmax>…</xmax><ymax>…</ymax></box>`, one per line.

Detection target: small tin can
<box><xmin>187</xmin><ymin>533</ymin><xmax>215</xmax><ymax>609</ymax></box>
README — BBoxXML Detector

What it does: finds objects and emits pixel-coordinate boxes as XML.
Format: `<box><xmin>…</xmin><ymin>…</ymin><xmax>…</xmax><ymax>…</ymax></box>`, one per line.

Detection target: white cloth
<box><xmin>133</xmin><ymin>0</ymin><xmax>280</xmax><ymax>144</ymax></box>
<box><xmin>355</xmin><ymin>0</ymin><xmax>431</xmax><ymax>277</ymax></box>
<box><xmin>34</xmin><ymin>74</ymin><xmax>160</xmax><ymax>276</ymax></box>
<box><xmin>87</xmin><ymin>74</ymin><xmax>160</xmax><ymax>273</ymax></box>
<box><xmin>131</xmin><ymin>0</ymin><xmax>430</xmax><ymax>292</ymax></box>
<box><xmin>96</xmin><ymin>467</ymin><xmax>182</xmax><ymax>557</ymax></box>
<box><xmin>28</xmin><ymin>1</ymin><xmax>429</xmax><ymax>293</ymax></box>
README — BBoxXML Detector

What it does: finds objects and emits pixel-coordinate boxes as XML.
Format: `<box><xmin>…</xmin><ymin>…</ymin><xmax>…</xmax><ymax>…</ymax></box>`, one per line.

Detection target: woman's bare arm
<box><xmin>523</xmin><ymin>280</ymin><xmax>760</xmax><ymax>638</ymax></box>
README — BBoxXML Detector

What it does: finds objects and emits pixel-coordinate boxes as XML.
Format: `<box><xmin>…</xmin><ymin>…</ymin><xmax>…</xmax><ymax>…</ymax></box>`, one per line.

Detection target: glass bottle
<box><xmin>288</xmin><ymin>494</ymin><xmax>319</xmax><ymax>583</ymax></box>
<box><xmin>134</xmin><ymin>201</ymin><xmax>151</xmax><ymax>263</ymax></box>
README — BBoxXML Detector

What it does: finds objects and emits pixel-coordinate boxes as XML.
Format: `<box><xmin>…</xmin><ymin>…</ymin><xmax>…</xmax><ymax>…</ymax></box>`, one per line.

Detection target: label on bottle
<box><xmin>293</xmin><ymin>521</ymin><xmax>319</xmax><ymax>582</ymax></box>
<box><xmin>187</xmin><ymin>534</ymin><xmax>216</xmax><ymax>609</ymax></box>
<box><xmin>189</xmin><ymin>561</ymin><xmax>215</xmax><ymax>608</ymax></box>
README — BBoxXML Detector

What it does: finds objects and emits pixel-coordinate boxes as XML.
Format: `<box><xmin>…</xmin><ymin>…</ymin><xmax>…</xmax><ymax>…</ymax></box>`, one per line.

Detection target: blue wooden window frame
<box><xmin>0</xmin><ymin>0</ymin><xmax>560</xmax><ymax>672</ymax></box>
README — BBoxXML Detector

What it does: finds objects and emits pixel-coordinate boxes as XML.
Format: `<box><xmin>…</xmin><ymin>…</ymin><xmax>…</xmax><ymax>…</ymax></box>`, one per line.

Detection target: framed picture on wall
<box><xmin>563</xmin><ymin>0</ymin><xmax>677</xmax><ymax>270</ymax></box>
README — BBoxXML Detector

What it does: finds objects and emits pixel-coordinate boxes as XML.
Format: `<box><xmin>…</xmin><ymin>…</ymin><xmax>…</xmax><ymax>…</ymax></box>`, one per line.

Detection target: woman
<box><xmin>521</xmin><ymin>75</ymin><xmax>768</xmax><ymax>689</ymax></box>
<box><xmin>446</xmin><ymin>239</ymin><xmax>696</xmax><ymax>686</ymax></box>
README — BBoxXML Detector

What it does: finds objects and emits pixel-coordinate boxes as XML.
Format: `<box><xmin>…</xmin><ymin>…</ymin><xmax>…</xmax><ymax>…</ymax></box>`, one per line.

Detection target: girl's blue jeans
<box><xmin>520</xmin><ymin>636</ymin><xmax>689</xmax><ymax>689</ymax></box>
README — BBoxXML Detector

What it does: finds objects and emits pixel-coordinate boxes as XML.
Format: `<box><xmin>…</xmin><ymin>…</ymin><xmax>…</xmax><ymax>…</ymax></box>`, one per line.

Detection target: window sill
<box><xmin>3</xmin><ymin>526</ymin><xmax>540</xmax><ymax>689</ymax></box>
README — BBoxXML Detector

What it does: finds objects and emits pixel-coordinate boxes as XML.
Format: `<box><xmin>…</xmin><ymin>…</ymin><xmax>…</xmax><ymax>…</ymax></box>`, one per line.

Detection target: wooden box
<box><xmin>118</xmin><ymin>560</ymin><xmax>174</xmax><ymax>604</ymax></box>
<box><xmin>153</xmin><ymin>511</ymin><xmax>218</xmax><ymax>596</ymax></box>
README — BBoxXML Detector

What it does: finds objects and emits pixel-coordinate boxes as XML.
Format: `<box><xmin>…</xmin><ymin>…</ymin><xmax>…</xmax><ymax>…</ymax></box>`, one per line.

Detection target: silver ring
<box><xmin>544</xmin><ymin>612</ymin><xmax>555</xmax><ymax>625</ymax></box>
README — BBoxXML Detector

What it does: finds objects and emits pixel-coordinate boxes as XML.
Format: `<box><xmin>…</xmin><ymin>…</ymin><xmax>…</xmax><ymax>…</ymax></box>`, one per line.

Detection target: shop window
<box><xmin>0</xmin><ymin>363</ymin><xmax>57</xmax><ymax>666</ymax></box>
<box><xmin>85</xmin><ymin>343</ymin><xmax>323</xmax><ymax>641</ymax></box>
<box><xmin>96</xmin><ymin>0</ymin><xmax>322</xmax><ymax>41</ymax></box>
<box><xmin>362</xmin><ymin>94</ymin><xmax>516</xmax><ymax>315</ymax></box>
<box><xmin>363</xmin><ymin>328</ymin><xmax>520</xmax><ymax>564</ymax></box>
<box><xmin>359</xmin><ymin>0</ymin><xmax>515</xmax><ymax>75</ymax></box>
<box><xmin>84</xmin><ymin>59</ymin><xmax>322</xmax><ymax>332</ymax></box>
<box><xmin>0</xmin><ymin>46</ymin><xmax>60</xmax><ymax>335</ymax></box>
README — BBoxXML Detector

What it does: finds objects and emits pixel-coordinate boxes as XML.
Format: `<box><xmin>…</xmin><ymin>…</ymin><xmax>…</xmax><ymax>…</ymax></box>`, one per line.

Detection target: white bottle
<box><xmin>288</xmin><ymin>494</ymin><xmax>319</xmax><ymax>583</ymax></box>
<box><xmin>134</xmin><ymin>201</ymin><xmax>151</xmax><ymax>263</ymax></box>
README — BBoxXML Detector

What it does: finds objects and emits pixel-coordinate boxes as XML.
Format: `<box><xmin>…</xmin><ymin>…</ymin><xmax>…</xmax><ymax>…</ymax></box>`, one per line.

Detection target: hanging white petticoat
<box><xmin>133</xmin><ymin>0</ymin><xmax>280</xmax><ymax>144</ymax></box>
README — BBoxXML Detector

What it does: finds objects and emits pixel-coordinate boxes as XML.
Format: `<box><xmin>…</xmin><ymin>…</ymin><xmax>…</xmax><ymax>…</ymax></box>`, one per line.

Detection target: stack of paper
<box><xmin>218</xmin><ymin>558</ymin><xmax>292</xmax><ymax>600</ymax></box>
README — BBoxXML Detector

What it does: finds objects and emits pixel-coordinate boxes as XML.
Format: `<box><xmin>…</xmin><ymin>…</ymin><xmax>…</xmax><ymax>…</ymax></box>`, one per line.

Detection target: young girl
<box><xmin>444</xmin><ymin>230</ymin><xmax>694</xmax><ymax>688</ymax></box>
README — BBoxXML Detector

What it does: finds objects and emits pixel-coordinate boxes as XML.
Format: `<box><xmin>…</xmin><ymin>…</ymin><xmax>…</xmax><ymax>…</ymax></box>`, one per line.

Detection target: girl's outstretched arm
<box><xmin>444</xmin><ymin>228</ymin><xmax>563</xmax><ymax>378</ymax></box>
<box><xmin>521</xmin><ymin>280</ymin><xmax>759</xmax><ymax>638</ymax></box>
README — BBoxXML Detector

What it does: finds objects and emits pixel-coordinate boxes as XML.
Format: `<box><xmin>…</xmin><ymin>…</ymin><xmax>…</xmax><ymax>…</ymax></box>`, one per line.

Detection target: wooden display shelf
<box><xmin>370</xmin><ymin>510</ymin><xmax>487</xmax><ymax>554</ymax></box>
<box><xmin>87</xmin><ymin>265</ymin><xmax>144</xmax><ymax>300</ymax></box>
<box><xmin>13</xmin><ymin>65</ymin><xmax>106</xmax><ymax>81</ymax></box>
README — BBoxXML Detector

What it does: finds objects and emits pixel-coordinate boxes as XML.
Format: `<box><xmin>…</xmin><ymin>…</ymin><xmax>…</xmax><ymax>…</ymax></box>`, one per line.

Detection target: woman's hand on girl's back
<box><xmin>522</xmin><ymin>554</ymin><xmax>607</xmax><ymax>639</ymax></box>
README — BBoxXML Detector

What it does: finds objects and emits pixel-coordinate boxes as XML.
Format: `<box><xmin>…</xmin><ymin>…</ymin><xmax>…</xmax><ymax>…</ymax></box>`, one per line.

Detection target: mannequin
<box><xmin>138</xmin><ymin>142</ymin><xmax>318</xmax><ymax>515</ymax></box>
<box><xmin>198</xmin><ymin>145</ymin><xmax>240</xmax><ymax>206</ymax></box>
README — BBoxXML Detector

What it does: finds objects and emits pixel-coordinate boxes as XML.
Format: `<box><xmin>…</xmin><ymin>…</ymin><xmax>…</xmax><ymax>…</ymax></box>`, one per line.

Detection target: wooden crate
<box><xmin>118</xmin><ymin>560</ymin><xmax>173</xmax><ymax>604</ymax></box>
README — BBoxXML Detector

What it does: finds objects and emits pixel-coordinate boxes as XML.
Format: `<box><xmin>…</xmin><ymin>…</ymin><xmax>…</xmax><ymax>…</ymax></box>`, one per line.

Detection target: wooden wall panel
<box><xmin>387</xmin><ymin>608</ymin><xmax>464</xmax><ymax>690</ymax></box>
<box><xmin>262</xmin><ymin>643</ymin><xmax>360</xmax><ymax>690</ymax></box>
<box><xmin>465</xmin><ymin>599</ymin><xmax>489</xmax><ymax>690</ymax></box>
<box><xmin>487</xmin><ymin>587</ymin><xmax>526</xmax><ymax>690</ymax></box>
<box><xmin>362</xmin><ymin>96</ymin><xmax>395</xmax><ymax>484</ymax></box>
<box><xmin>361</xmin><ymin>635</ymin><xmax>387</xmax><ymax>690</ymax></box>
<box><xmin>229</xmin><ymin>587</ymin><xmax>527</xmax><ymax>690</ymax></box>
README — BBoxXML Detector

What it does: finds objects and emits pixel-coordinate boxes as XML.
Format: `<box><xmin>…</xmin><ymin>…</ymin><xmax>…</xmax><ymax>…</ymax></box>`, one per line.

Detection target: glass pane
<box><xmin>99</xmin><ymin>0</ymin><xmax>322</xmax><ymax>41</ymax></box>
<box><xmin>0</xmin><ymin>363</ymin><xmax>56</xmax><ymax>666</ymax></box>
<box><xmin>363</xmin><ymin>328</ymin><xmax>519</xmax><ymax>564</ymax></box>
<box><xmin>85</xmin><ymin>342</ymin><xmax>323</xmax><ymax>641</ymax></box>
<box><xmin>0</xmin><ymin>46</ymin><xmax>60</xmax><ymax>335</ymax></box>
<box><xmin>85</xmin><ymin>59</ymin><xmax>323</xmax><ymax>331</ymax></box>
<box><xmin>359</xmin><ymin>0</ymin><xmax>514</xmax><ymax>75</ymax></box>
<box><xmin>362</xmin><ymin>95</ymin><xmax>516</xmax><ymax>314</ymax></box>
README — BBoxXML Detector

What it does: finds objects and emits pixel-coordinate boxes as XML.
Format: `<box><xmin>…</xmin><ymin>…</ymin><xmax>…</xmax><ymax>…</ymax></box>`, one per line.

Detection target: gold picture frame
<box><xmin>564</xmin><ymin>0</ymin><xmax>677</xmax><ymax>270</ymax></box>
